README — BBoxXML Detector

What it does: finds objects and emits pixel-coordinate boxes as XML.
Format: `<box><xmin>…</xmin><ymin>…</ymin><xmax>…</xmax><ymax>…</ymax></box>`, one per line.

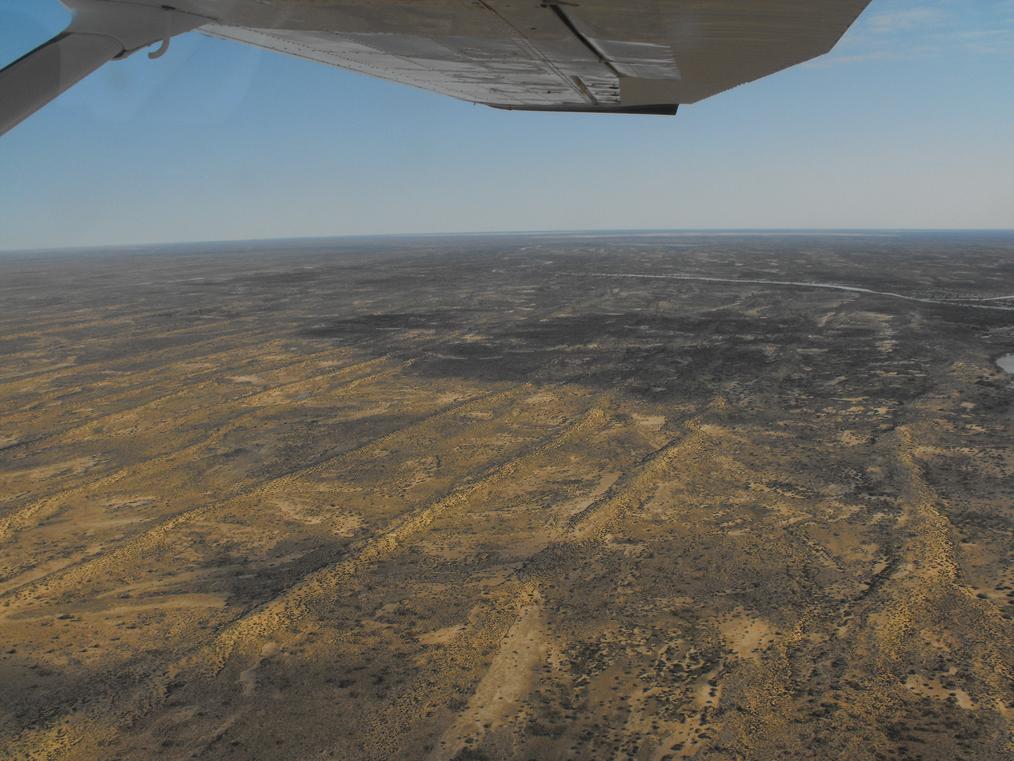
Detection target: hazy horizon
<box><xmin>3</xmin><ymin>227</ymin><xmax>1014</xmax><ymax>256</ymax></box>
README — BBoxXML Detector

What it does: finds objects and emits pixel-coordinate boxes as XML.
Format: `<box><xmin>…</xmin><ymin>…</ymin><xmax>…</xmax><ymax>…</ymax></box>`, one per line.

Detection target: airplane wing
<box><xmin>1</xmin><ymin>0</ymin><xmax>871</xmax><ymax>135</ymax></box>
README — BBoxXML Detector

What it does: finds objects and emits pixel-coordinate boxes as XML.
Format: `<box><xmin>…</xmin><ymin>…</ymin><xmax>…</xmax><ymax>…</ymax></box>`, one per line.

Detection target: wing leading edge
<box><xmin>1</xmin><ymin>0</ymin><xmax>872</xmax><ymax>135</ymax></box>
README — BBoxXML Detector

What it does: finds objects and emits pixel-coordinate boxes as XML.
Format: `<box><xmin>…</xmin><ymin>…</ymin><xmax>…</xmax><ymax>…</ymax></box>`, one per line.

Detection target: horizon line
<box><xmin>3</xmin><ymin>227</ymin><xmax>1014</xmax><ymax>256</ymax></box>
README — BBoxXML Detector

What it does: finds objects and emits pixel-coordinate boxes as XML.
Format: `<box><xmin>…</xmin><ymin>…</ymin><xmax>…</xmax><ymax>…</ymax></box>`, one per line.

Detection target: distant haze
<box><xmin>1</xmin><ymin>0</ymin><xmax>1013</xmax><ymax>250</ymax></box>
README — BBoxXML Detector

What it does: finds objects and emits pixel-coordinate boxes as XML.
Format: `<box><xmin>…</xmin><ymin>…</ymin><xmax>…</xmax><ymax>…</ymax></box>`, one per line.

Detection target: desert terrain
<box><xmin>0</xmin><ymin>232</ymin><xmax>1012</xmax><ymax>759</ymax></box>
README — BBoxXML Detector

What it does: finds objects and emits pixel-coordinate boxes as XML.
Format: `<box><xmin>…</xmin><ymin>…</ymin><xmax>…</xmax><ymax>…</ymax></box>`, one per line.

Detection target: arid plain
<box><xmin>1</xmin><ymin>233</ymin><xmax>1013</xmax><ymax>760</ymax></box>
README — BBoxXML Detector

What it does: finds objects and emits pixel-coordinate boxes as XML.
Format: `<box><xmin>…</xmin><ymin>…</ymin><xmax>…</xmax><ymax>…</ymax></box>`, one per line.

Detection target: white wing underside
<box><xmin>0</xmin><ymin>0</ymin><xmax>872</xmax><ymax>136</ymax></box>
<box><xmin>196</xmin><ymin>0</ymin><xmax>870</xmax><ymax>111</ymax></box>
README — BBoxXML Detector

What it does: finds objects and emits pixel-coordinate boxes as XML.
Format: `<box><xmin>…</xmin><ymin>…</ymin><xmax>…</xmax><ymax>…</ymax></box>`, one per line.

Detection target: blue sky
<box><xmin>1</xmin><ymin>0</ymin><xmax>1013</xmax><ymax>250</ymax></box>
